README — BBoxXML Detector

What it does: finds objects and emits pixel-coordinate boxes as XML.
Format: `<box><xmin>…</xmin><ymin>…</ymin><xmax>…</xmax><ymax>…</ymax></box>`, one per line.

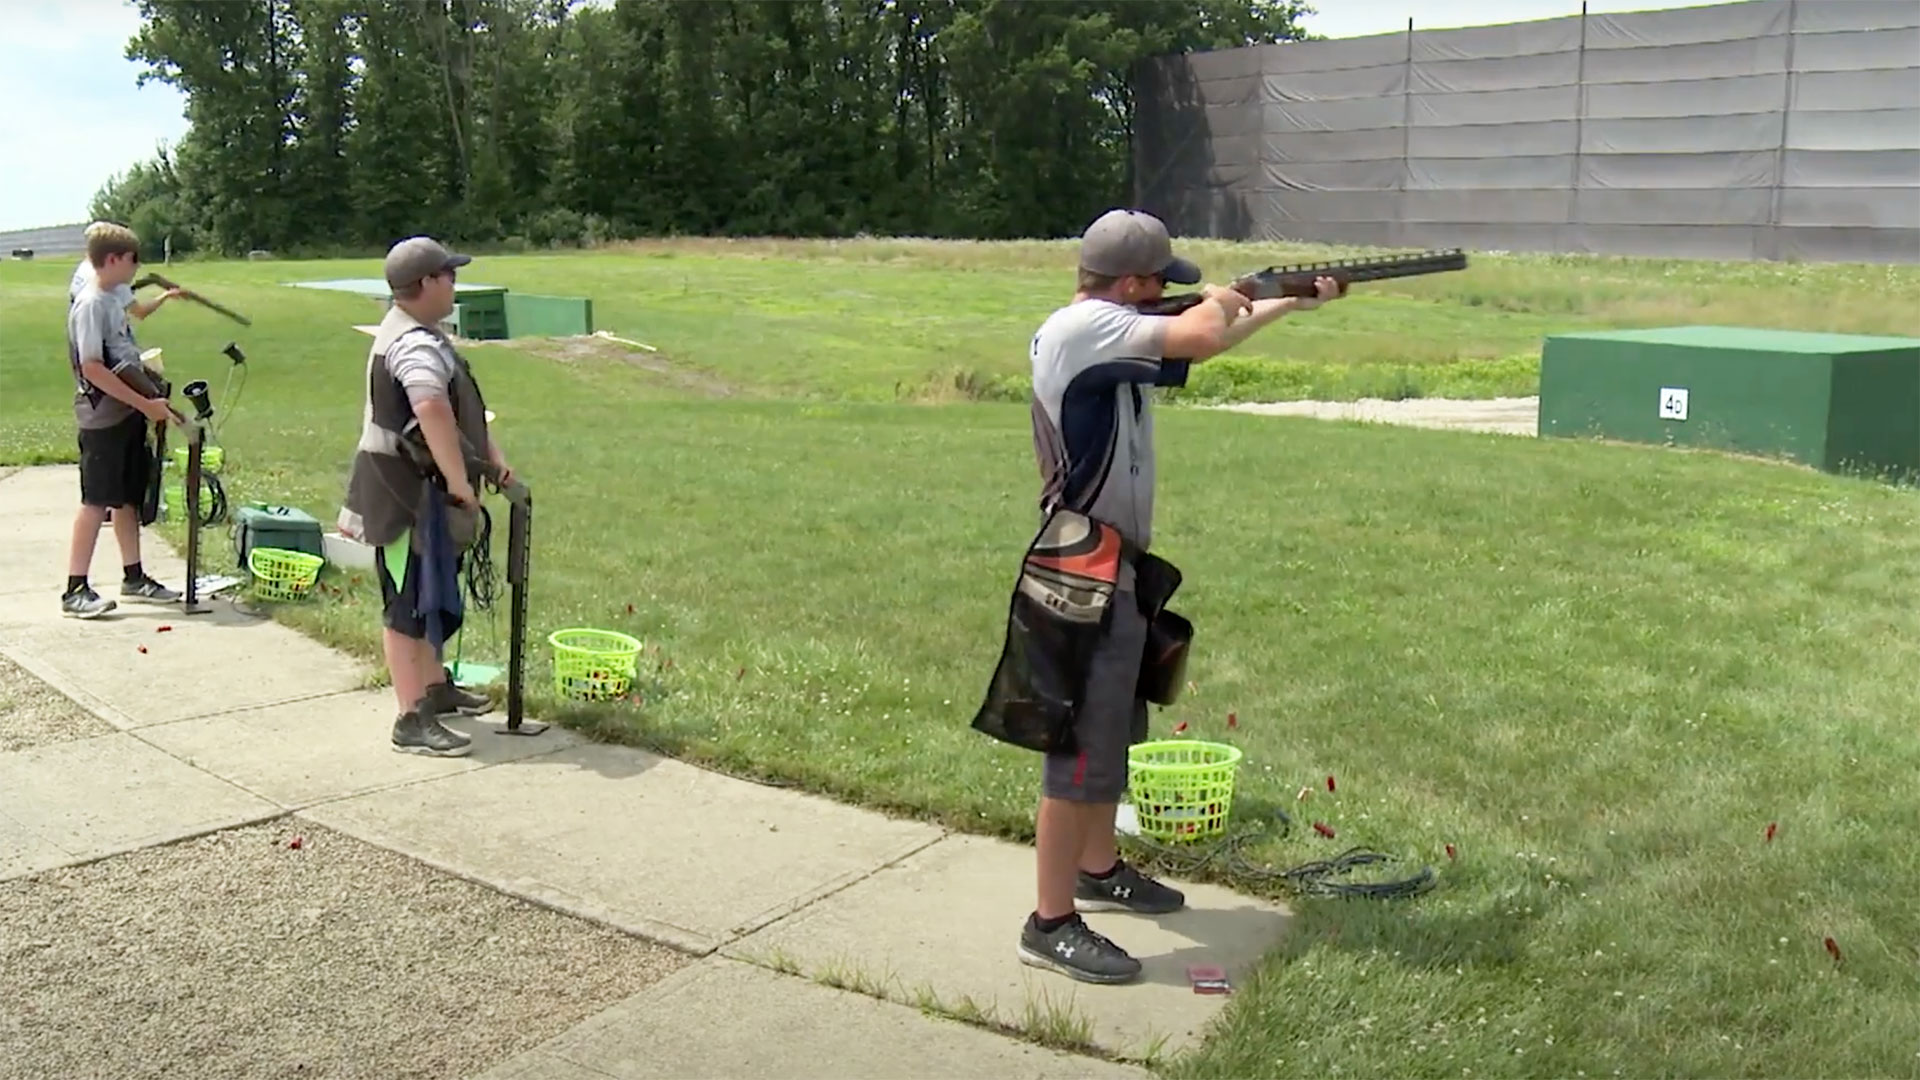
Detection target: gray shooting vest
<box><xmin>341</xmin><ymin>320</ymin><xmax>492</xmax><ymax>549</ymax></box>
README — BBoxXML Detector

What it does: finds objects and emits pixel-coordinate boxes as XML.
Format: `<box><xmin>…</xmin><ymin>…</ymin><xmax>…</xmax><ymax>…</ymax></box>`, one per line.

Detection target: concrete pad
<box><xmin>0</xmin><ymin>614</ymin><xmax>369</xmax><ymax>727</ymax></box>
<box><xmin>0</xmin><ymin>466</ymin><xmax>191</xmax><ymax>599</ymax></box>
<box><xmin>302</xmin><ymin>743</ymin><xmax>944</xmax><ymax>954</ymax></box>
<box><xmin>0</xmin><ymin>732</ymin><xmax>280</xmax><ymax>881</ymax></box>
<box><xmin>472</xmin><ymin>956</ymin><xmax>1150</xmax><ymax>1080</ymax></box>
<box><xmin>724</xmin><ymin>833</ymin><xmax>1293</xmax><ymax>1059</ymax></box>
<box><xmin>142</xmin><ymin>689</ymin><xmax>584</xmax><ymax>808</ymax></box>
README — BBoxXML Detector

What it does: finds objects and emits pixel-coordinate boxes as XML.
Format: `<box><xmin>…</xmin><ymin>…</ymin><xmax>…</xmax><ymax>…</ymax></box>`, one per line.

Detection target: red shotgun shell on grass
<box><xmin>1227</xmin><ymin>711</ymin><xmax>1237</xmax><ymax>729</ymax></box>
<box><xmin>1824</xmin><ymin>936</ymin><xmax>1841</xmax><ymax>963</ymax></box>
<box><xmin>1445</xmin><ymin>843</ymin><xmax>1457</xmax><ymax>860</ymax></box>
<box><xmin>1765</xmin><ymin>822</ymin><xmax>1777</xmax><ymax>843</ymax></box>
<box><xmin>1326</xmin><ymin>775</ymin><xmax>1336</xmax><ymax>792</ymax></box>
<box><xmin>1173</xmin><ymin>721</ymin><xmax>1188</xmax><ymax>734</ymax></box>
<box><xmin>1313</xmin><ymin>821</ymin><xmax>1336</xmax><ymax>838</ymax></box>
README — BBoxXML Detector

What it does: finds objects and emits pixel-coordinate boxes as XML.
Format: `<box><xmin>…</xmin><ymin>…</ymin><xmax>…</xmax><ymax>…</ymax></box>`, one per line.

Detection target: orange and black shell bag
<box><xmin>969</xmin><ymin>508</ymin><xmax>1123</xmax><ymax>754</ymax></box>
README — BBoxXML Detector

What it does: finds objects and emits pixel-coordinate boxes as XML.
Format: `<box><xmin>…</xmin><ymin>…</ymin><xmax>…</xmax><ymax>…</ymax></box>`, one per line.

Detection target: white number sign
<box><xmin>1658</xmin><ymin>387</ymin><xmax>1689</xmax><ymax>421</ymax></box>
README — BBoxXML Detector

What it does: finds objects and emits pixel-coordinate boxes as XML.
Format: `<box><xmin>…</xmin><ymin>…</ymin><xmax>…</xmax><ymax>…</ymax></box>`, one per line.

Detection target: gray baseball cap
<box><xmin>384</xmin><ymin>236</ymin><xmax>472</xmax><ymax>290</ymax></box>
<box><xmin>1078</xmin><ymin>209</ymin><xmax>1201</xmax><ymax>284</ymax></box>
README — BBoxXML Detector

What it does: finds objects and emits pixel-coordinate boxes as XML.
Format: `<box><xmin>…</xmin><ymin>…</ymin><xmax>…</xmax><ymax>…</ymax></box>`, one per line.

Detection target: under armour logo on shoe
<box><xmin>1055</xmin><ymin>943</ymin><xmax>1075</xmax><ymax>958</ymax></box>
<box><xmin>1115</xmin><ymin>886</ymin><xmax>1132</xmax><ymax>899</ymax></box>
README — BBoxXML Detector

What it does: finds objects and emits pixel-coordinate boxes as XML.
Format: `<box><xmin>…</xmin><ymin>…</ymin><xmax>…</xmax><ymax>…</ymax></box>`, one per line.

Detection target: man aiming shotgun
<box><xmin>971</xmin><ymin>208</ymin><xmax>1344</xmax><ymax>985</ymax></box>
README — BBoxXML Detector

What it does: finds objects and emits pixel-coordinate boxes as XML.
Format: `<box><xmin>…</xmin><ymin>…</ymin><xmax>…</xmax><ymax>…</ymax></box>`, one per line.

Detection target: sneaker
<box><xmin>390</xmin><ymin>710</ymin><xmax>473</xmax><ymax>757</ymax></box>
<box><xmin>1018</xmin><ymin>913</ymin><xmax>1142</xmax><ymax>985</ymax></box>
<box><xmin>121</xmin><ymin>575</ymin><xmax>182</xmax><ymax>604</ymax></box>
<box><xmin>1075</xmin><ymin>860</ymin><xmax>1186</xmax><ymax>915</ymax></box>
<box><xmin>425</xmin><ymin>679</ymin><xmax>494</xmax><ymax>717</ymax></box>
<box><xmin>61</xmin><ymin>587</ymin><xmax>117</xmax><ymax>619</ymax></box>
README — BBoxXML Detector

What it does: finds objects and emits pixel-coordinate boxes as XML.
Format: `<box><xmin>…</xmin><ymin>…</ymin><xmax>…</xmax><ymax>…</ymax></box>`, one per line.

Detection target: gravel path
<box><xmin>0</xmin><ymin>653</ymin><xmax>114</xmax><ymax>753</ymax></box>
<box><xmin>0</xmin><ymin>821</ymin><xmax>691</xmax><ymax>1080</ymax></box>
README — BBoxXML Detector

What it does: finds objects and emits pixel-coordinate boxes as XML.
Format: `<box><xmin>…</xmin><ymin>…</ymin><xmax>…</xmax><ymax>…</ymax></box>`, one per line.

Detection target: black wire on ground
<box><xmin>1119</xmin><ymin>809</ymin><xmax>1437</xmax><ymax>901</ymax></box>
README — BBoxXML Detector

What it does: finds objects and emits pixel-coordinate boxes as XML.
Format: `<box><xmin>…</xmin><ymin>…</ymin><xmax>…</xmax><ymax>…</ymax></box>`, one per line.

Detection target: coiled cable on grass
<box><xmin>1120</xmin><ymin>810</ymin><xmax>1437</xmax><ymax>901</ymax></box>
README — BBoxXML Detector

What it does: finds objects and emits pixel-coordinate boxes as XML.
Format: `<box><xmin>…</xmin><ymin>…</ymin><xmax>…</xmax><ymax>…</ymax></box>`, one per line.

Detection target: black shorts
<box><xmin>77</xmin><ymin>413</ymin><xmax>152</xmax><ymax>509</ymax></box>
<box><xmin>1042</xmin><ymin>588</ymin><xmax>1151</xmax><ymax>804</ymax></box>
<box><xmin>377</xmin><ymin>542</ymin><xmax>429</xmax><ymax>640</ymax></box>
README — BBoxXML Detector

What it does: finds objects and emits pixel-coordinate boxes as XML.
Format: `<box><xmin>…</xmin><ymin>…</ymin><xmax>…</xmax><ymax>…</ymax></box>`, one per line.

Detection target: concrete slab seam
<box><xmin>0</xmin><ymin>643</ymin><xmax>141</xmax><ymax>730</ymax></box>
<box><xmin>291</xmin><ymin>807</ymin><xmax>722</xmax><ymax>959</ymax></box>
<box><xmin>0</xmin><ymin>806</ymin><xmax>293</xmax><ymax>884</ymax></box>
<box><xmin>719</xmin><ymin>828</ymin><xmax>953</xmax><ymax>945</ymax></box>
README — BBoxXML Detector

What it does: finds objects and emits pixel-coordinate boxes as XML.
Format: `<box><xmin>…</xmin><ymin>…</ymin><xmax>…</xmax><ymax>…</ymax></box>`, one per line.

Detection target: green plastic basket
<box><xmin>1127</xmin><ymin>739</ymin><xmax>1244</xmax><ymax>843</ymax></box>
<box><xmin>246</xmin><ymin>546</ymin><xmax>323</xmax><ymax>601</ymax></box>
<box><xmin>549</xmin><ymin>627</ymin><xmax>643</xmax><ymax>701</ymax></box>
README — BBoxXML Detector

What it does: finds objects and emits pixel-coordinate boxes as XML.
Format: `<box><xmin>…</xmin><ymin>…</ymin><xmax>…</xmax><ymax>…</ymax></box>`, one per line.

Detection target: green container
<box><xmin>1539</xmin><ymin>326</ymin><xmax>1920</xmax><ymax>478</ymax></box>
<box><xmin>450</xmin><ymin>286</ymin><xmax>509</xmax><ymax>341</ymax></box>
<box><xmin>233</xmin><ymin>503</ymin><xmax>325</xmax><ymax>569</ymax></box>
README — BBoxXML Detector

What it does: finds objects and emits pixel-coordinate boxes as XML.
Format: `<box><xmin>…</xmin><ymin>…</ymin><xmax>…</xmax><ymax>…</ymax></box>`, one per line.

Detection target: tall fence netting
<box><xmin>1132</xmin><ymin>0</ymin><xmax>1920</xmax><ymax>261</ymax></box>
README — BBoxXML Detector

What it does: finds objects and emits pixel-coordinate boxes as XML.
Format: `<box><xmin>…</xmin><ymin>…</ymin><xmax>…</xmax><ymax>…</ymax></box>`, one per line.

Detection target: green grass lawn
<box><xmin>4</xmin><ymin>242</ymin><xmax>1919</xmax><ymax>1077</ymax></box>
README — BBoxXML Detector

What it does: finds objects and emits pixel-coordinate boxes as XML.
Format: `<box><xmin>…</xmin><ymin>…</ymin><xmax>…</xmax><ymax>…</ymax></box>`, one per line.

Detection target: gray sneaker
<box><xmin>61</xmin><ymin>587</ymin><xmax>117</xmax><ymax>619</ymax></box>
<box><xmin>390</xmin><ymin>710</ymin><xmax>473</xmax><ymax>757</ymax></box>
<box><xmin>1076</xmin><ymin>860</ymin><xmax>1186</xmax><ymax>915</ymax></box>
<box><xmin>1018</xmin><ymin>913</ymin><xmax>1142</xmax><ymax>985</ymax></box>
<box><xmin>121</xmin><ymin>575</ymin><xmax>182</xmax><ymax>604</ymax></box>
<box><xmin>426</xmin><ymin>678</ymin><xmax>494</xmax><ymax>717</ymax></box>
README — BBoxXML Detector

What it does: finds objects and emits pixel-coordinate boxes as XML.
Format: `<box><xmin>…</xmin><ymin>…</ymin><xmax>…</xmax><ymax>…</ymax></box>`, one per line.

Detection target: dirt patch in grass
<box><xmin>0</xmin><ymin>653</ymin><xmax>114</xmax><ymax>753</ymax></box>
<box><xmin>476</xmin><ymin>333</ymin><xmax>740</xmax><ymax>398</ymax></box>
<box><xmin>0</xmin><ymin>820</ymin><xmax>690</xmax><ymax>1080</ymax></box>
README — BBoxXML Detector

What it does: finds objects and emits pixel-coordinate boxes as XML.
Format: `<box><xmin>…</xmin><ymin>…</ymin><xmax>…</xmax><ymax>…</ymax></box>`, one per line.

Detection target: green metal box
<box><xmin>1538</xmin><ymin>326</ymin><xmax>1920</xmax><ymax>477</ymax></box>
<box><xmin>448</xmin><ymin>285</ymin><xmax>510</xmax><ymax>340</ymax></box>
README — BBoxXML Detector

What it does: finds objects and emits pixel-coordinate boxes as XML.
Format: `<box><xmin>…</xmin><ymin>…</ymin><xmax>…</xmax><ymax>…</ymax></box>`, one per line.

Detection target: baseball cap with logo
<box><xmin>384</xmin><ymin>236</ymin><xmax>472</xmax><ymax>290</ymax></box>
<box><xmin>1078</xmin><ymin>209</ymin><xmax>1201</xmax><ymax>285</ymax></box>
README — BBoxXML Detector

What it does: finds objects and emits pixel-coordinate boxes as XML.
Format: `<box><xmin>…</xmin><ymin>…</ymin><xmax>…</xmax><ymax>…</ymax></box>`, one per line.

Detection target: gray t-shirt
<box><xmin>1027</xmin><ymin>298</ymin><xmax>1190</xmax><ymax>555</ymax></box>
<box><xmin>68</xmin><ymin>283</ymin><xmax>146</xmax><ymax>429</ymax></box>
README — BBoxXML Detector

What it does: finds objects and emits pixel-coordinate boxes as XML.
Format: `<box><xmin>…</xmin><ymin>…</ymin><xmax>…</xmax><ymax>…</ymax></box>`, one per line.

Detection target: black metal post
<box><xmin>497</xmin><ymin>481</ymin><xmax>546</xmax><ymax>736</ymax></box>
<box><xmin>182</xmin><ymin>422</ymin><xmax>211</xmax><ymax>615</ymax></box>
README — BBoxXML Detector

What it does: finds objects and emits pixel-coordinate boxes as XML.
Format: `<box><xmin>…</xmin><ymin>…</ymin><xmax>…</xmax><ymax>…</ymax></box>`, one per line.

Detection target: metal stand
<box><xmin>496</xmin><ymin>479</ymin><xmax>546</xmax><ymax>736</ymax></box>
<box><xmin>182</xmin><ymin>420</ymin><xmax>213</xmax><ymax>616</ymax></box>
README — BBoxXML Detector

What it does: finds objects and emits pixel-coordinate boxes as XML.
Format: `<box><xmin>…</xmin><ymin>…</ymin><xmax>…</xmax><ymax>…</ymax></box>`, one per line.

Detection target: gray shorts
<box><xmin>1042</xmin><ymin>589</ymin><xmax>1150</xmax><ymax>804</ymax></box>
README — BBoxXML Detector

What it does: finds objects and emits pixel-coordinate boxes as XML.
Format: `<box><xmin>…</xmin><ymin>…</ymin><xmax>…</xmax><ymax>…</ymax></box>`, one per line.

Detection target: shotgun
<box><xmin>1137</xmin><ymin>248</ymin><xmax>1469</xmax><ymax>317</ymax></box>
<box><xmin>131</xmin><ymin>272</ymin><xmax>253</xmax><ymax>326</ymax></box>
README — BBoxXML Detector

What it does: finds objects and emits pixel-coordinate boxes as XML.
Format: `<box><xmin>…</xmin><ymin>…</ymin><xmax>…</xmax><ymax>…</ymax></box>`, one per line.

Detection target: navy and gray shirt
<box><xmin>1028</xmin><ymin>298</ymin><xmax>1190</xmax><ymax>563</ymax></box>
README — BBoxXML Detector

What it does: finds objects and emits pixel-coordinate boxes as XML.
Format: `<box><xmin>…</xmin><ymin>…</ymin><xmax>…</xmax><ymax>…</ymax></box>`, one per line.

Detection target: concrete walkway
<box><xmin>0</xmin><ymin>464</ymin><xmax>1291</xmax><ymax>1078</ymax></box>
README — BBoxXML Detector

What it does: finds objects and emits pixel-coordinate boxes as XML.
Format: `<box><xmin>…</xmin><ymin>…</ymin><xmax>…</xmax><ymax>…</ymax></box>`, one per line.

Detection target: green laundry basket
<box><xmin>1127</xmin><ymin>739</ymin><xmax>1244</xmax><ymax>843</ymax></box>
<box><xmin>549</xmin><ymin>628</ymin><xmax>643</xmax><ymax>701</ymax></box>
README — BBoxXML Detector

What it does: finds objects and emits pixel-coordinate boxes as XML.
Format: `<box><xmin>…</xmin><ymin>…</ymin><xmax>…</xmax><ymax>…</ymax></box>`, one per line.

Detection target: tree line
<box><xmin>93</xmin><ymin>0</ymin><xmax>1308</xmax><ymax>258</ymax></box>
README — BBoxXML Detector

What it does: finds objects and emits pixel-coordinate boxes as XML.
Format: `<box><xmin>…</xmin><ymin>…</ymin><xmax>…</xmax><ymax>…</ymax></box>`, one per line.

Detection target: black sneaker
<box><xmin>121</xmin><ymin>575</ymin><xmax>182</xmax><ymax>604</ymax></box>
<box><xmin>1017</xmin><ymin>913</ymin><xmax>1142</xmax><ymax>985</ymax></box>
<box><xmin>1076</xmin><ymin>860</ymin><xmax>1186</xmax><ymax>915</ymax></box>
<box><xmin>425</xmin><ymin>679</ymin><xmax>494</xmax><ymax>717</ymax></box>
<box><xmin>391</xmin><ymin>710</ymin><xmax>473</xmax><ymax>757</ymax></box>
<box><xmin>61</xmin><ymin>586</ymin><xmax>117</xmax><ymax>619</ymax></box>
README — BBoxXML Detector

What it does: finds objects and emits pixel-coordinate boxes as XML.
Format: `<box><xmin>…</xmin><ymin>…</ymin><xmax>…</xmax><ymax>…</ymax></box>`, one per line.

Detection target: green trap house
<box><xmin>287</xmin><ymin>278</ymin><xmax>593</xmax><ymax>340</ymax></box>
<box><xmin>1539</xmin><ymin>326</ymin><xmax>1920</xmax><ymax>479</ymax></box>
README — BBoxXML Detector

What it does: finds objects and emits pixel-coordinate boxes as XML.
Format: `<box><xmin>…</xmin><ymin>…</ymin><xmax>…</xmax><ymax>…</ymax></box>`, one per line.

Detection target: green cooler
<box><xmin>233</xmin><ymin>504</ymin><xmax>326</xmax><ymax>569</ymax></box>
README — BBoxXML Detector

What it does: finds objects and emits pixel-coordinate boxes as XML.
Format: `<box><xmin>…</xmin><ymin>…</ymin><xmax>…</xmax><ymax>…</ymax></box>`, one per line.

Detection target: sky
<box><xmin>0</xmin><ymin>0</ymin><xmax>1726</xmax><ymax>232</ymax></box>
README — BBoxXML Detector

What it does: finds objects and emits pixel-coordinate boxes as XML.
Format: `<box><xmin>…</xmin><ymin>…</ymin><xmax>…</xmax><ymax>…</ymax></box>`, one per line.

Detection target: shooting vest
<box><xmin>340</xmin><ymin>312</ymin><xmax>491</xmax><ymax>549</ymax></box>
